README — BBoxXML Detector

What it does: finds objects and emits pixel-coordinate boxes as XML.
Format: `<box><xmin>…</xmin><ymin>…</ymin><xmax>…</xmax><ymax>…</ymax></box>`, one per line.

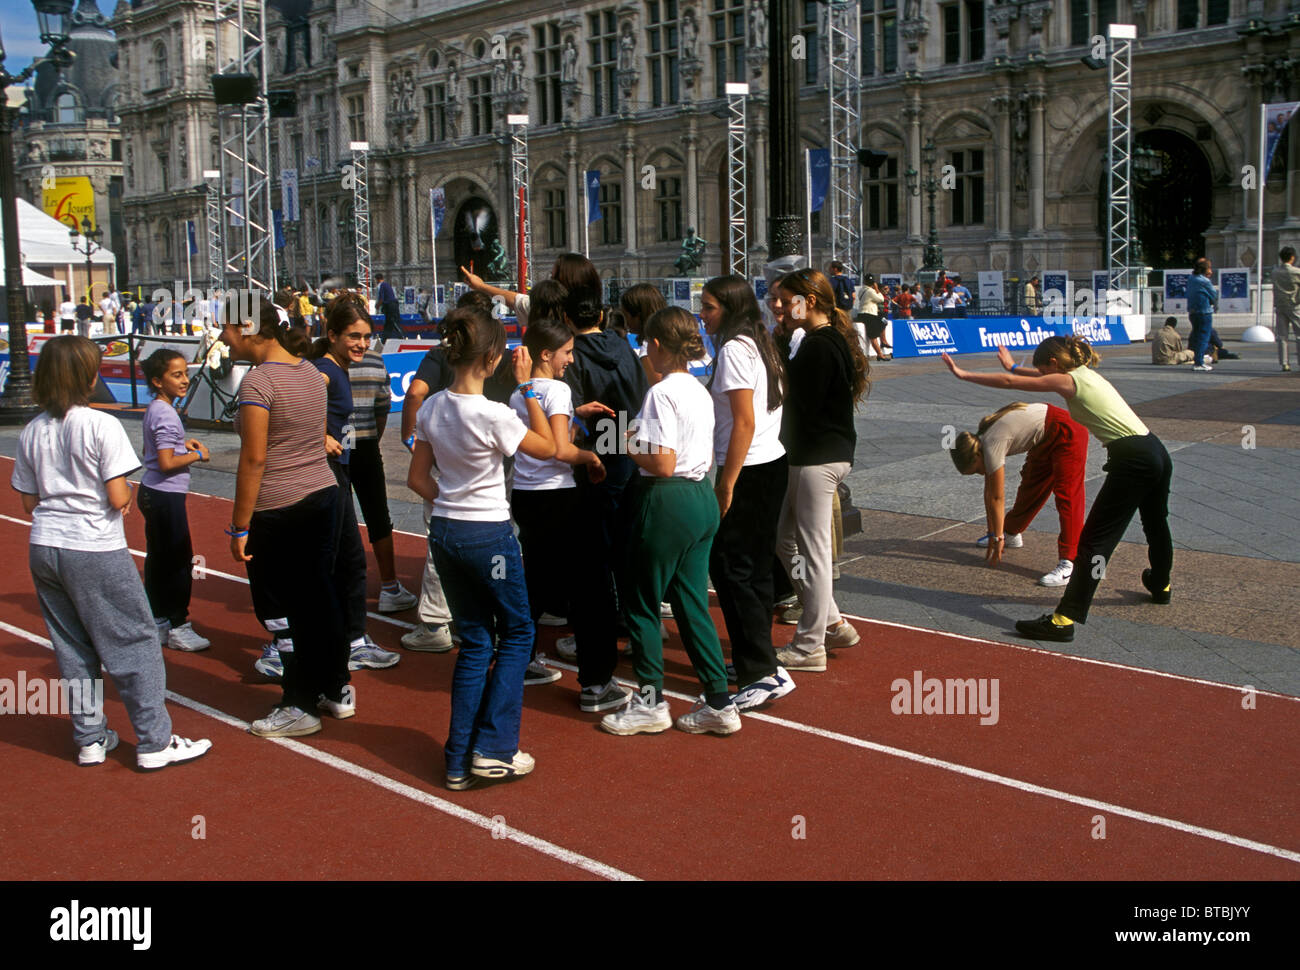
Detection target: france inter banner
<box><xmin>891</xmin><ymin>315</ymin><xmax>1130</xmax><ymax>358</ymax></box>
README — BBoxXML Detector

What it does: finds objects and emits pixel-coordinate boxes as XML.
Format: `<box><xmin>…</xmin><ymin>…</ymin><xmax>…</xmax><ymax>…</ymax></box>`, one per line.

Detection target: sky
<box><xmin>1</xmin><ymin>0</ymin><xmax>65</xmax><ymax>76</ymax></box>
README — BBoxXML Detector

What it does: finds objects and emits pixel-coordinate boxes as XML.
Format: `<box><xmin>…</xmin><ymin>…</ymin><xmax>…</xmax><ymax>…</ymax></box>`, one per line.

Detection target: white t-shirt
<box><xmin>59</xmin><ymin>300</ymin><xmax>76</xmax><ymax>320</ymax></box>
<box><xmin>709</xmin><ymin>335</ymin><xmax>785</xmax><ymax>468</ymax></box>
<box><xmin>633</xmin><ymin>372</ymin><xmax>713</xmax><ymax>480</ymax></box>
<box><xmin>415</xmin><ymin>390</ymin><xmax>527</xmax><ymax>520</ymax></box>
<box><xmin>11</xmin><ymin>407</ymin><xmax>141</xmax><ymax>551</ymax></box>
<box><xmin>514</xmin><ymin>293</ymin><xmax>531</xmax><ymax>327</ymax></box>
<box><xmin>980</xmin><ymin>403</ymin><xmax>1048</xmax><ymax>473</ymax></box>
<box><xmin>509</xmin><ymin>378</ymin><xmax>575</xmax><ymax>491</ymax></box>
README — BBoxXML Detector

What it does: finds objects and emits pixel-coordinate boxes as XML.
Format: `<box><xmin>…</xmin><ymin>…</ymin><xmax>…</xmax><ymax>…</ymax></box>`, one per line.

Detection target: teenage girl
<box><xmin>943</xmin><ymin>337</ymin><xmax>1174</xmax><ymax>641</ymax></box>
<box><xmin>406</xmin><ymin>305</ymin><xmax>557</xmax><ymax>789</ymax></box>
<box><xmin>461</xmin><ymin>252</ymin><xmax>601</xmax><ymax>327</ymax></box>
<box><xmin>601</xmin><ymin>306</ymin><xmax>740</xmax><ymax>737</ymax></box>
<box><xmin>773</xmin><ymin>269</ymin><xmax>871</xmax><ymax>672</ymax></box>
<box><xmin>138</xmin><ymin>349</ymin><xmax>211</xmax><ymax>652</ymax></box>
<box><xmin>620</xmin><ymin>282</ymin><xmax>668</xmax><ymax>386</ymax></box>
<box><xmin>949</xmin><ymin>401</ymin><xmax>1089</xmax><ymax>588</ymax></box>
<box><xmin>507</xmin><ymin>317</ymin><xmax>617</xmax><ymax>700</ymax></box>
<box><xmin>13</xmin><ymin>336</ymin><xmax>211</xmax><ymax>769</ymax></box>
<box><xmin>699</xmin><ymin>276</ymin><xmax>794</xmax><ymax>710</ymax></box>
<box><xmin>226</xmin><ymin>298</ymin><xmax>353</xmax><ymax>737</ymax></box>
<box><xmin>308</xmin><ymin>294</ymin><xmax>400</xmax><ymax>672</ymax></box>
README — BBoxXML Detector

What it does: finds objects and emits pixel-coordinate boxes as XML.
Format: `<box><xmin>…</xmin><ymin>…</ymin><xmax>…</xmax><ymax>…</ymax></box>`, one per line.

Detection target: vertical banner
<box><xmin>585</xmin><ymin>170</ymin><xmax>602</xmax><ymax>223</ymax></box>
<box><xmin>978</xmin><ymin>271</ymin><xmax>1003</xmax><ymax>310</ymax></box>
<box><xmin>272</xmin><ymin>208</ymin><xmax>285</xmax><ymax>251</ymax></box>
<box><xmin>429</xmin><ymin>187</ymin><xmax>444</xmax><ymax>320</ymax></box>
<box><xmin>280</xmin><ymin>168</ymin><xmax>300</xmax><ymax>222</ymax></box>
<box><xmin>807</xmin><ymin>148</ymin><xmax>831</xmax><ymax>213</ymax></box>
<box><xmin>1164</xmin><ymin>270</ymin><xmax>1191</xmax><ymax>314</ymax></box>
<box><xmin>430</xmin><ymin>187</ymin><xmax>445</xmax><ymax>237</ymax></box>
<box><xmin>1263</xmin><ymin>102</ymin><xmax>1300</xmax><ymax>183</ymax></box>
<box><xmin>186</xmin><ymin>220</ymin><xmax>198</xmax><ymax>256</ymax></box>
<box><xmin>1042</xmin><ymin>271</ymin><xmax>1068</xmax><ymax>316</ymax></box>
<box><xmin>1218</xmin><ymin>268</ymin><xmax>1250</xmax><ymax>312</ymax></box>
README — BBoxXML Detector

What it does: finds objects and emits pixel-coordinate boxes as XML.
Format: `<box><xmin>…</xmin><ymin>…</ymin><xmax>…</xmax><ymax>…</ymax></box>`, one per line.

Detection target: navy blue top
<box><xmin>312</xmin><ymin>355</ymin><xmax>353</xmax><ymax>466</ymax></box>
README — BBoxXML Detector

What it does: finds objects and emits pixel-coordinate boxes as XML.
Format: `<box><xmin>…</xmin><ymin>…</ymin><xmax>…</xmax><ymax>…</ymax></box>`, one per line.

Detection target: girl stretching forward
<box><xmin>139</xmin><ymin>349</ymin><xmax>211</xmax><ymax>651</ymax></box>
<box><xmin>13</xmin><ymin>336</ymin><xmax>211</xmax><ymax>769</ymax></box>
<box><xmin>943</xmin><ymin>337</ymin><xmax>1174</xmax><ymax>641</ymax></box>
<box><xmin>949</xmin><ymin>402</ymin><xmax>1088</xmax><ymax>588</ymax></box>
<box><xmin>602</xmin><ymin>307</ymin><xmax>740</xmax><ymax>736</ymax></box>
<box><xmin>407</xmin><ymin>306</ymin><xmax>556</xmax><ymax>789</ymax></box>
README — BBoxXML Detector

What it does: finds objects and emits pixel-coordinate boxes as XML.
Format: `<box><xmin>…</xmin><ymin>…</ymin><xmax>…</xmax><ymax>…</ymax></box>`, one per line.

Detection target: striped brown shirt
<box><xmin>236</xmin><ymin>359</ymin><xmax>336</xmax><ymax>511</ymax></box>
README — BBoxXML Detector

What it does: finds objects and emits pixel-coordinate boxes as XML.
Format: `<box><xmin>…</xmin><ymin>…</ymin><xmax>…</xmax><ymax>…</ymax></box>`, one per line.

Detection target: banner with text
<box><xmin>891</xmin><ymin>315</ymin><xmax>1131</xmax><ymax>358</ymax></box>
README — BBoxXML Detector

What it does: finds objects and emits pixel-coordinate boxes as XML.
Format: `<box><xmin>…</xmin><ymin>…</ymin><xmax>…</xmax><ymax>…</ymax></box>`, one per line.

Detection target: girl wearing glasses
<box><xmin>308</xmin><ymin>294</ymin><xmax>401</xmax><ymax>673</ymax></box>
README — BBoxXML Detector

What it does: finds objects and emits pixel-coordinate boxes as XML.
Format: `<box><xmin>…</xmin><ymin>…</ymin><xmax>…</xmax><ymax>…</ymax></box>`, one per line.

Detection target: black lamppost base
<box><xmin>0</xmin><ymin>398</ymin><xmax>41</xmax><ymax>426</ymax></box>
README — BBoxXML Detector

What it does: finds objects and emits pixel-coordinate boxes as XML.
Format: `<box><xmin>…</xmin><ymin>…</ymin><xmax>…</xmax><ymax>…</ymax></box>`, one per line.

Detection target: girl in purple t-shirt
<box><xmin>139</xmin><ymin>349</ymin><xmax>210</xmax><ymax>652</ymax></box>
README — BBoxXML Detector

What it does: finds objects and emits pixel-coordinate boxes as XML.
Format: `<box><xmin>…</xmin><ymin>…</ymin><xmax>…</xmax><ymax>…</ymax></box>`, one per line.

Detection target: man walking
<box><xmin>1187</xmin><ymin>257</ymin><xmax>1217</xmax><ymax>373</ymax></box>
<box><xmin>1272</xmin><ymin>246</ymin><xmax>1300</xmax><ymax>371</ymax></box>
<box><xmin>376</xmin><ymin>273</ymin><xmax>402</xmax><ymax>343</ymax></box>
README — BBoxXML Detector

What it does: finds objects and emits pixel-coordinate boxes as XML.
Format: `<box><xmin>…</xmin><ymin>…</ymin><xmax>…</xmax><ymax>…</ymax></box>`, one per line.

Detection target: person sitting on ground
<box><xmin>1151</xmin><ymin>316</ymin><xmax>1195</xmax><ymax>365</ymax></box>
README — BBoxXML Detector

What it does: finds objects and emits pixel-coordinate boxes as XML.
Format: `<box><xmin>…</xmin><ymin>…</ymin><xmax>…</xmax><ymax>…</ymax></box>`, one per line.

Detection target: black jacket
<box><xmin>780</xmin><ymin>325</ymin><xmax>856</xmax><ymax>466</ymax></box>
<box><xmin>563</xmin><ymin>329</ymin><xmax>649</xmax><ymax>453</ymax></box>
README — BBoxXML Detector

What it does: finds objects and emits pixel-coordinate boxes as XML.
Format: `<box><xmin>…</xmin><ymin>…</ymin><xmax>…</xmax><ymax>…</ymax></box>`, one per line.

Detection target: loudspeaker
<box><xmin>211</xmin><ymin>73</ymin><xmax>259</xmax><ymax>105</ymax></box>
<box><xmin>268</xmin><ymin>90</ymin><xmax>298</xmax><ymax>118</ymax></box>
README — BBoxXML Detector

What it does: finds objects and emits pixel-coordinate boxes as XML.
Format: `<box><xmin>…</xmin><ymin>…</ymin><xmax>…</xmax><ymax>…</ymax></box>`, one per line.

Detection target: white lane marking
<box><xmin>539</xmin><ymin>656</ymin><xmax>1300</xmax><ymax>866</ymax></box>
<box><xmin>0</xmin><ymin>618</ymin><xmax>637</xmax><ymax>882</ymax></box>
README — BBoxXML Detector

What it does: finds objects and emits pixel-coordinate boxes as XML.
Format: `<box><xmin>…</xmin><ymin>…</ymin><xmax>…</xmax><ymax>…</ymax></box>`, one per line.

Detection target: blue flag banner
<box><xmin>1264</xmin><ymin>102</ymin><xmax>1300</xmax><ymax>184</ymax></box>
<box><xmin>186</xmin><ymin>220</ymin><xmax>197</xmax><ymax>256</ymax></box>
<box><xmin>808</xmin><ymin>149</ymin><xmax>831</xmax><ymax>213</ymax></box>
<box><xmin>586</xmin><ymin>170</ymin><xmax>602</xmax><ymax>224</ymax></box>
<box><xmin>272</xmin><ymin>208</ymin><xmax>285</xmax><ymax>251</ymax></box>
<box><xmin>430</xmin><ymin>187</ymin><xmax>445</xmax><ymax>237</ymax></box>
<box><xmin>891</xmin><ymin>315</ymin><xmax>1131</xmax><ymax>358</ymax></box>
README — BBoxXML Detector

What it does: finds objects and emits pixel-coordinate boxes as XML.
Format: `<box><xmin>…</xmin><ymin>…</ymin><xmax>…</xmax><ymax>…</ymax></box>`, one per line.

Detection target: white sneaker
<box><xmin>825</xmin><ymin>621</ymin><xmax>860</xmax><ymax>649</ymax></box>
<box><xmin>1193</xmin><ymin>364</ymin><xmax>1213</xmax><ymax>372</ymax></box>
<box><xmin>249</xmin><ymin>705</ymin><xmax>322</xmax><ymax>738</ymax></box>
<box><xmin>775</xmin><ymin>645</ymin><xmax>828</xmax><ymax>672</ymax></box>
<box><xmin>555</xmin><ymin>634</ymin><xmax>577</xmax><ymax>661</ymax></box>
<box><xmin>348</xmin><ymin>636</ymin><xmax>401</xmax><ymax>670</ymax></box>
<box><xmin>977</xmin><ymin>532</ymin><xmax>1023</xmax><ymax>548</ymax></box>
<box><xmin>675</xmin><ymin>697</ymin><xmax>742</xmax><ymax>735</ymax></box>
<box><xmin>78</xmin><ymin>728</ymin><xmax>119</xmax><ymax>766</ymax></box>
<box><xmin>137</xmin><ymin>734</ymin><xmax>212</xmax><ymax>769</ymax></box>
<box><xmin>471</xmin><ymin>750</ymin><xmax>535</xmax><ymax>780</ymax></box>
<box><xmin>166</xmin><ymin>622</ymin><xmax>211</xmax><ymax>652</ymax></box>
<box><xmin>377</xmin><ymin>583</ymin><xmax>418</xmax><ymax>613</ymax></box>
<box><xmin>1038</xmin><ymin>558</ymin><xmax>1074</xmax><ymax>587</ymax></box>
<box><xmin>732</xmin><ymin>667</ymin><xmax>797</xmax><ymax>712</ymax></box>
<box><xmin>400</xmin><ymin>622</ymin><xmax>453</xmax><ymax>652</ymax></box>
<box><xmin>659</xmin><ymin>602</ymin><xmax>673</xmax><ymax>618</ymax></box>
<box><xmin>601</xmin><ymin>692</ymin><xmax>673</xmax><ymax>735</ymax></box>
<box><xmin>538</xmin><ymin>613</ymin><xmax>568</xmax><ymax>627</ymax></box>
<box><xmin>1202</xmin><ymin>353</ymin><xmax>1214</xmax><ymax>366</ymax></box>
<box><xmin>317</xmin><ymin>684</ymin><xmax>357</xmax><ymax>719</ymax></box>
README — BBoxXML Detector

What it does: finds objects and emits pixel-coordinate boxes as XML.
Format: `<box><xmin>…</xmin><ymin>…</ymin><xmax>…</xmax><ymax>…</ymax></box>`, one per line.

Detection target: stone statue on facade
<box><xmin>674</xmin><ymin>228</ymin><xmax>707</xmax><ymax>275</ymax></box>
<box><xmin>562</xmin><ymin>38</ymin><xmax>578</xmax><ymax>82</ymax></box>
<box><xmin>749</xmin><ymin>2</ymin><xmax>767</xmax><ymax>50</ymax></box>
<box><xmin>619</xmin><ymin>25</ymin><xmax>635</xmax><ymax>73</ymax></box>
<box><xmin>681</xmin><ymin>8</ymin><xmax>699</xmax><ymax>59</ymax></box>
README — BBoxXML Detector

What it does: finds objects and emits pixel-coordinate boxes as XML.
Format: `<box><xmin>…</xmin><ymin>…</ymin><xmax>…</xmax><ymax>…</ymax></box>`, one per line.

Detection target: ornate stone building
<box><xmin>112</xmin><ymin>0</ymin><xmax>1300</xmax><ymax>289</ymax></box>
<box><xmin>17</xmin><ymin>0</ymin><xmax>125</xmax><ymax>289</ymax></box>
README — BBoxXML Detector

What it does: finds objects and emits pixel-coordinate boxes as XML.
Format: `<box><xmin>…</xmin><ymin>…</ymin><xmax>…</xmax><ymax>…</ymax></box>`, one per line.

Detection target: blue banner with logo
<box><xmin>808</xmin><ymin>149</ymin><xmax>831</xmax><ymax>213</ymax></box>
<box><xmin>586</xmin><ymin>170</ymin><xmax>602</xmax><ymax>224</ymax></box>
<box><xmin>272</xmin><ymin>208</ymin><xmax>285</xmax><ymax>251</ymax></box>
<box><xmin>186</xmin><ymin>220</ymin><xmax>198</xmax><ymax>256</ymax></box>
<box><xmin>890</xmin><ymin>315</ymin><xmax>1130</xmax><ymax>358</ymax></box>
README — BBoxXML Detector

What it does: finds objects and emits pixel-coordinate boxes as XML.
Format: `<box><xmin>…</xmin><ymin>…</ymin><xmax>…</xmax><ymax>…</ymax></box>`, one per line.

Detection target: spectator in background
<box><xmin>60</xmin><ymin>295</ymin><xmax>77</xmax><ymax>333</ymax></box>
<box><xmin>1272</xmin><ymin>246</ymin><xmax>1300</xmax><ymax>371</ymax></box>
<box><xmin>951</xmin><ymin>275</ymin><xmax>972</xmax><ymax>310</ymax></box>
<box><xmin>828</xmin><ymin>260</ymin><xmax>855</xmax><ymax>314</ymax></box>
<box><xmin>1186</xmin><ymin>257</ymin><xmax>1217</xmax><ymax>373</ymax></box>
<box><xmin>1024</xmin><ymin>275</ymin><xmax>1042</xmax><ymax>315</ymax></box>
<box><xmin>100</xmin><ymin>290</ymin><xmax>119</xmax><ymax>335</ymax></box>
<box><xmin>75</xmin><ymin>297</ymin><xmax>94</xmax><ymax>338</ymax></box>
<box><xmin>376</xmin><ymin>272</ymin><xmax>402</xmax><ymax>343</ymax></box>
<box><xmin>1151</xmin><ymin>317</ymin><xmax>1195</xmax><ymax>366</ymax></box>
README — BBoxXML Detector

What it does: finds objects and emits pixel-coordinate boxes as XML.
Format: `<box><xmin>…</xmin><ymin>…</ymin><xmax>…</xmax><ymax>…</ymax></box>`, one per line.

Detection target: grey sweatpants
<box><xmin>1275</xmin><ymin>309</ymin><xmax>1300</xmax><ymax>367</ymax></box>
<box><xmin>777</xmin><ymin>462</ymin><xmax>851</xmax><ymax>654</ymax></box>
<box><xmin>416</xmin><ymin>501</ymin><xmax>452</xmax><ymax>627</ymax></box>
<box><xmin>29</xmin><ymin>544</ymin><xmax>173</xmax><ymax>753</ymax></box>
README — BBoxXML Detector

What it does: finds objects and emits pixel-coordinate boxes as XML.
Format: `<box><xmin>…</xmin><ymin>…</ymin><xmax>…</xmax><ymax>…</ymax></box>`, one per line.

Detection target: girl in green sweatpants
<box><xmin>601</xmin><ymin>307</ymin><xmax>741</xmax><ymax>737</ymax></box>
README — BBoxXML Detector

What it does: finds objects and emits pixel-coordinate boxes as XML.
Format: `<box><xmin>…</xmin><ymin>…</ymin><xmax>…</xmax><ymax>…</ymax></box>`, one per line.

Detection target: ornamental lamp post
<box><xmin>0</xmin><ymin>0</ymin><xmax>75</xmax><ymax>424</ymax></box>
<box><xmin>69</xmin><ymin>214</ymin><xmax>104</xmax><ymax>307</ymax></box>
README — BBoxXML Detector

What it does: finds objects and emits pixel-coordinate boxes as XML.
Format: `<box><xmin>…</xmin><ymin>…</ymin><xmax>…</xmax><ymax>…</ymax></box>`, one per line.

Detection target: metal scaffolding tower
<box><xmin>202</xmin><ymin>169</ymin><xmax>223</xmax><ymax>297</ymax></box>
<box><xmin>508</xmin><ymin>114</ymin><xmax>532</xmax><ymax>291</ymax></box>
<box><xmin>212</xmin><ymin>0</ymin><xmax>276</xmax><ymax>296</ymax></box>
<box><xmin>1106</xmin><ymin>24</ymin><xmax>1137</xmax><ymax>317</ymax></box>
<box><xmin>725</xmin><ymin>83</ymin><xmax>749</xmax><ymax>279</ymax></box>
<box><xmin>827</xmin><ymin>0</ymin><xmax>862</xmax><ymax>277</ymax></box>
<box><xmin>349</xmin><ymin>141</ymin><xmax>372</xmax><ymax>298</ymax></box>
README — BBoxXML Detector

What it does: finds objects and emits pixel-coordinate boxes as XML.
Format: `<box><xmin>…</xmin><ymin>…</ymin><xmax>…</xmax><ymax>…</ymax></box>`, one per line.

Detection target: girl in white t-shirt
<box><xmin>700</xmin><ymin>275</ymin><xmax>796</xmax><ymax>711</ymax></box>
<box><xmin>601</xmin><ymin>307</ymin><xmax>740</xmax><ymax>738</ymax></box>
<box><xmin>507</xmin><ymin>317</ymin><xmax>615</xmax><ymax>701</ymax></box>
<box><xmin>11</xmin><ymin>336</ymin><xmax>211</xmax><ymax>770</ymax></box>
<box><xmin>406</xmin><ymin>306</ymin><xmax>557</xmax><ymax>790</ymax></box>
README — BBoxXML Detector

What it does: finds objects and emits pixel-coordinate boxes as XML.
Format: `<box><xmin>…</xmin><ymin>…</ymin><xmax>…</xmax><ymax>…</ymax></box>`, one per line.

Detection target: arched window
<box><xmin>160</xmin><ymin>220</ymin><xmax>174</xmax><ymax>264</ymax></box>
<box><xmin>318</xmin><ymin>204</ymin><xmax>332</xmax><ymax>251</ymax></box>
<box><xmin>56</xmin><ymin>93</ymin><xmax>79</xmax><ymax>124</ymax></box>
<box><xmin>153</xmin><ymin>41</ymin><xmax>170</xmax><ymax>90</ymax></box>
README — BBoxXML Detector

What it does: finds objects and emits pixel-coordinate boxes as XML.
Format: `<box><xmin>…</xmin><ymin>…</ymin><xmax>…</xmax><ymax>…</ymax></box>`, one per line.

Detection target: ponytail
<box><xmin>976</xmin><ymin>402</ymin><xmax>1029</xmax><ymax>436</ymax></box>
<box><xmin>950</xmin><ymin>430</ymin><xmax>982</xmax><ymax>474</ymax></box>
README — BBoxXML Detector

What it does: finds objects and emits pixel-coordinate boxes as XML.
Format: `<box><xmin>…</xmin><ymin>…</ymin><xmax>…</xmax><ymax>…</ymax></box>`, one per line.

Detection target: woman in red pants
<box><xmin>949</xmin><ymin>401</ymin><xmax>1088</xmax><ymax>587</ymax></box>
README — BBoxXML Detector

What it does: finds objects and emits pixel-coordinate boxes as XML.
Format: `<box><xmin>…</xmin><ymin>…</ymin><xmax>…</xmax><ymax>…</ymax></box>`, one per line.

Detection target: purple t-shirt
<box><xmin>141</xmin><ymin>398</ymin><xmax>191</xmax><ymax>492</ymax></box>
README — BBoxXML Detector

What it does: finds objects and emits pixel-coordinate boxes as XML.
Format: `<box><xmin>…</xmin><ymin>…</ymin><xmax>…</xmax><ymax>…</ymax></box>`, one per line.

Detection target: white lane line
<box><xmin>539</xmin><ymin>657</ymin><xmax>1300</xmax><ymax>866</ymax></box>
<box><xmin>0</xmin><ymin>618</ymin><xmax>638</xmax><ymax>882</ymax></box>
<box><xmin>5</xmin><ymin>510</ymin><xmax>1299</xmax><ymax>863</ymax></box>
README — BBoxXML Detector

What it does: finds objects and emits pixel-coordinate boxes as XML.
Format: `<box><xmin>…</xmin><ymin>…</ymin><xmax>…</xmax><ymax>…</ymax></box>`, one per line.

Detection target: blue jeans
<box><xmin>1188</xmin><ymin>311</ymin><xmax>1212</xmax><ymax>364</ymax></box>
<box><xmin>428</xmin><ymin>517</ymin><xmax>532</xmax><ymax>775</ymax></box>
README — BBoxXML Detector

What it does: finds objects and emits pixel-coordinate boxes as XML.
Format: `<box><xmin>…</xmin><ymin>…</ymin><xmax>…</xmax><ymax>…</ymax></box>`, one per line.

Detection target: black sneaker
<box><xmin>579</xmin><ymin>679</ymin><xmax>631</xmax><ymax>713</ymax></box>
<box><xmin>1218</xmin><ymin>350</ymin><xmax>1240</xmax><ymax>360</ymax></box>
<box><xmin>1014</xmin><ymin>613</ymin><xmax>1075</xmax><ymax>642</ymax></box>
<box><xmin>523</xmin><ymin>659</ymin><xmax>562</xmax><ymax>685</ymax></box>
<box><xmin>725</xmin><ymin>663</ymin><xmax>737</xmax><ymax>683</ymax></box>
<box><xmin>1141</xmin><ymin>569</ymin><xmax>1171</xmax><ymax>604</ymax></box>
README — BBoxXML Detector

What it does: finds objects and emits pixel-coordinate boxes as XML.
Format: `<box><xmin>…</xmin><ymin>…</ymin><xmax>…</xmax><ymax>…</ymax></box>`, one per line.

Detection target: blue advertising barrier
<box><xmin>890</xmin><ymin>315</ymin><xmax>1130</xmax><ymax>358</ymax></box>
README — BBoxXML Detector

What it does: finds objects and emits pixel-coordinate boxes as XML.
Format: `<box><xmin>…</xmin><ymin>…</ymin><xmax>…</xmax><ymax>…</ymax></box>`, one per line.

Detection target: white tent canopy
<box><xmin>0</xmin><ymin>198</ymin><xmax>115</xmax><ymax>268</ymax></box>
<box><xmin>22</xmin><ymin>265</ymin><xmax>61</xmax><ymax>286</ymax></box>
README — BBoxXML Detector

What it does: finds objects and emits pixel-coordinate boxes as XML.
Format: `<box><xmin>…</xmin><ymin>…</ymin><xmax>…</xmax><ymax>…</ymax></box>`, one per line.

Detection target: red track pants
<box><xmin>1003</xmin><ymin>405</ymin><xmax>1087</xmax><ymax>561</ymax></box>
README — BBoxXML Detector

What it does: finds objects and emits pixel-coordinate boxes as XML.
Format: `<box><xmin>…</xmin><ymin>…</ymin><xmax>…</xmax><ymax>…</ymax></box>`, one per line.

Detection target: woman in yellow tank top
<box><xmin>943</xmin><ymin>336</ymin><xmax>1173</xmax><ymax>642</ymax></box>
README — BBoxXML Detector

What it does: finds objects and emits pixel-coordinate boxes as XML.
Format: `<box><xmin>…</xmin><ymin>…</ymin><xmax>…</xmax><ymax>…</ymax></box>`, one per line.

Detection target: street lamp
<box><xmin>0</xmin><ymin>2</ymin><xmax>75</xmax><ymax>423</ymax></box>
<box><xmin>69</xmin><ymin>214</ymin><xmax>104</xmax><ymax>314</ymax></box>
<box><xmin>904</xmin><ymin>139</ymin><xmax>945</xmax><ymax>279</ymax></box>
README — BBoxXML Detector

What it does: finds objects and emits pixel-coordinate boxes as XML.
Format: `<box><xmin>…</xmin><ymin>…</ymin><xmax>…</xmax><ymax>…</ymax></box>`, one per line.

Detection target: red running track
<box><xmin>1</xmin><ymin>458</ymin><xmax>1297</xmax><ymax>880</ymax></box>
